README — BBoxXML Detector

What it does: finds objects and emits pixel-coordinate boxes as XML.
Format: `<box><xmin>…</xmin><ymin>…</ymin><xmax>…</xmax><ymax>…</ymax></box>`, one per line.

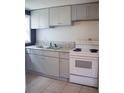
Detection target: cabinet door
<box><xmin>39</xmin><ymin>9</ymin><xmax>49</xmax><ymax>28</ymax></box>
<box><xmin>26</xmin><ymin>53</ymin><xmax>59</xmax><ymax>77</ymax></box>
<box><xmin>49</xmin><ymin>7</ymin><xmax>58</xmax><ymax>26</ymax></box>
<box><xmin>60</xmin><ymin>59</ymin><xmax>69</xmax><ymax>78</ymax></box>
<box><xmin>31</xmin><ymin>9</ymin><xmax>49</xmax><ymax>29</ymax></box>
<box><xmin>26</xmin><ymin>54</ymin><xmax>46</xmax><ymax>73</ymax></box>
<box><xmin>50</xmin><ymin>6</ymin><xmax>71</xmax><ymax>26</ymax></box>
<box><xmin>25</xmin><ymin>54</ymin><xmax>35</xmax><ymax>71</ymax></box>
<box><xmin>76</xmin><ymin>4</ymin><xmax>87</xmax><ymax>20</ymax></box>
<box><xmin>72</xmin><ymin>4</ymin><xmax>87</xmax><ymax>21</ymax></box>
<box><xmin>86</xmin><ymin>3</ymin><xmax>99</xmax><ymax>19</ymax></box>
<box><xmin>71</xmin><ymin>5</ymin><xmax>77</xmax><ymax>21</ymax></box>
<box><xmin>31</xmin><ymin>10</ymin><xmax>40</xmax><ymax>29</ymax></box>
<box><xmin>43</xmin><ymin>56</ymin><xmax>59</xmax><ymax>77</ymax></box>
<box><xmin>72</xmin><ymin>3</ymin><xmax>99</xmax><ymax>21</ymax></box>
<box><xmin>58</xmin><ymin>6</ymin><xmax>71</xmax><ymax>25</ymax></box>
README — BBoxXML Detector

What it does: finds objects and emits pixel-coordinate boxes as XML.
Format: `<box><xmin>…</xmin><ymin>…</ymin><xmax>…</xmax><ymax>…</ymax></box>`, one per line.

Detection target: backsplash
<box><xmin>36</xmin><ymin>40</ymin><xmax>75</xmax><ymax>49</ymax></box>
<box><xmin>36</xmin><ymin>21</ymin><xmax>99</xmax><ymax>42</ymax></box>
<box><xmin>75</xmin><ymin>40</ymin><xmax>99</xmax><ymax>49</ymax></box>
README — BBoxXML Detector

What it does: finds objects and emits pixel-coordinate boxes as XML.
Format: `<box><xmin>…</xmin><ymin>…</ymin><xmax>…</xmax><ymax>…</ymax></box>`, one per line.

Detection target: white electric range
<box><xmin>69</xmin><ymin>41</ymin><xmax>99</xmax><ymax>87</ymax></box>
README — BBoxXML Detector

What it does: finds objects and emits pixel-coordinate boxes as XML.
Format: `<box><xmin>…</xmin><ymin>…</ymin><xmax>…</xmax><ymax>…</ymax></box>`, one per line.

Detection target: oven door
<box><xmin>70</xmin><ymin>56</ymin><xmax>98</xmax><ymax>78</ymax></box>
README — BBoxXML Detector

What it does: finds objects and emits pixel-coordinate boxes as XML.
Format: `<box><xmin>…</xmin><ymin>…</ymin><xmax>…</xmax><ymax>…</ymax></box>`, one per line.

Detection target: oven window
<box><xmin>75</xmin><ymin>60</ymin><xmax>92</xmax><ymax>69</ymax></box>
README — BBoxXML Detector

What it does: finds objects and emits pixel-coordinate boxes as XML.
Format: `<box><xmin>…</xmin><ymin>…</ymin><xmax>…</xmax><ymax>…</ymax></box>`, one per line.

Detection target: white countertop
<box><xmin>26</xmin><ymin>45</ymin><xmax>71</xmax><ymax>53</ymax></box>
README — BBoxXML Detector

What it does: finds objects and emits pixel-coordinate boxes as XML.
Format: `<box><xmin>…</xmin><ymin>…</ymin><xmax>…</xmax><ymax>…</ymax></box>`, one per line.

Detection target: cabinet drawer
<box><xmin>59</xmin><ymin>52</ymin><xmax>69</xmax><ymax>59</ymax></box>
<box><xmin>60</xmin><ymin>59</ymin><xmax>69</xmax><ymax>63</ymax></box>
<box><xmin>43</xmin><ymin>51</ymin><xmax>59</xmax><ymax>57</ymax></box>
<box><xmin>29</xmin><ymin>49</ymin><xmax>44</xmax><ymax>55</ymax></box>
<box><xmin>26</xmin><ymin>48</ymin><xmax>59</xmax><ymax>57</ymax></box>
<box><xmin>70</xmin><ymin>75</ymin><xmax>98</xmax><ymax>87</ymax></box>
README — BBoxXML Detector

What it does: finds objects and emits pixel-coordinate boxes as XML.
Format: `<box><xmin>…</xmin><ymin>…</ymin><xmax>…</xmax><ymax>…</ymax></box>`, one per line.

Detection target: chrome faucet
<box><xmin>49</xmin><ymin>42</ymin><xmax>58</xmax><ymax>49</ymax></box>
<box><xmin>49</xmin><ymin>42</ymin><xmax>53</xmax><ymax>48</ymax></box>
<box><xmin>54</xmin><ymin>44</ymin><xmax>58</xmax><ymax>48</ymax></box>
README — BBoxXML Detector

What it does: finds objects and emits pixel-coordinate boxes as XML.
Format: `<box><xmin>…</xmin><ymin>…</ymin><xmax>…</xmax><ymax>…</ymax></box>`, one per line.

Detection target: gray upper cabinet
<box><xmin>30</xmin><ymin>2</ymin><xmax>99</xmax><ymax>29</ymax></box>
<box><xmin>72</xmin><ymin>4</ymin><xmax>87</xmax><ymax>21</ymax></box>
<box><xmin>86</xmin><ymin>3</ymin><xmax>99</xmax><ymax>19</ymax></box>
<box><xmin>31</xmin><ymin>9</ymin><xmax>49</xmax><ymax>29</ymax></box>
<box><xmin>49</xmin><ymin>6</ymin><xmax>71</xmax><ymax>26</ymax></box>
<box><xmin>31</xmin><ymin>10</ymin><xmax>39</xmax><ymax>29</ymax></box>
<box><xmin>72</xmin><ymin>2</ymin><xmax>99</xmax><ymax>21</ymax></box>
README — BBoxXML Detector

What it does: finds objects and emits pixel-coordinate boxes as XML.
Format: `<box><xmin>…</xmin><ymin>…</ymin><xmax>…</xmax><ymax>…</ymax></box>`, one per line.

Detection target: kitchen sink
<box><xmin>36</xmin><ymin>45</ymin><xmax>61</xmax><ymax>50</ymax></box>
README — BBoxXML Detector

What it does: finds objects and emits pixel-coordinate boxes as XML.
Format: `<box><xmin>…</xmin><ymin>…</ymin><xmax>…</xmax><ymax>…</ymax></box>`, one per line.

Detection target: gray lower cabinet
<box><xmin>25</xmin><ymin>48</ymin><xmax>69</xmax><ymax>79</ymax></box>
<box><xmin>25</xmin><ymin>51</ymin><xmax>59</xmax><ymax>77</ymax></box>
<box><xmin>25</xmin><ymin>54</ymin><xmax>35</xmax><ymax>71</ymax></box>
<box><xmin>28</xmin><ymin>54</ymin><xmax>46</xmax><ymax>73</ymax></box>
<box><xmin>60</xmin><ymin>59</ymin><xmax>69</xmax><ymax>78</ymax></box>
<box><xmin>59</xmin><ymin>52</ymin><xmax>69</xmax><ymax>79</ymax></box>
<box><xmin>26</xmin><ymin>54</ymin><xmax>45</xmax><ymax>73</ymax></box>
<box><xmin>42</xmin><ymin>56</ymin><xmax>59</xmax><ymax>77</ymax></box>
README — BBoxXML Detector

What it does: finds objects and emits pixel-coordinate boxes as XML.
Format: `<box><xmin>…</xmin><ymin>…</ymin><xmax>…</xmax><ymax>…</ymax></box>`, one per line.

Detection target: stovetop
<box><xmin>73</xmin><ymin>48</ymin><xmax>98</xmax><ymax>53</ymax></box>
<box><xmin>70</xmin><ymin>48</ymin><xmax>99</xmax><ymax>57</ymax></box>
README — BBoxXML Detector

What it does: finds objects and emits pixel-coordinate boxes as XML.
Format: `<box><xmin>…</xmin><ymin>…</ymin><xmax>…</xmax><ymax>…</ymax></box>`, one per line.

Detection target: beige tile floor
<box><xmin>26</xmin><ymin>73</ymin><xmax>98</xmax><ymax>93</ymax></box>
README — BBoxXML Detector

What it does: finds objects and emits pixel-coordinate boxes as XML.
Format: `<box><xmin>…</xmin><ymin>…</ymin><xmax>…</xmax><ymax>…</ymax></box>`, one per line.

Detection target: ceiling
<box><xmin>25</xmin><ymin>0</ymin><xmax>98</xmax><ymax>10</ymax></box>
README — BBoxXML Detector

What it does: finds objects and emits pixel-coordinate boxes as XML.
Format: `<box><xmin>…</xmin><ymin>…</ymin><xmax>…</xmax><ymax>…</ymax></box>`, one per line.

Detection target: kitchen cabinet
<box><xmin>49</xmin><ymin>6</ymin><xmax>71</xmax><ymax>26</ymax></box>
<box><xmin>72</xmin><ymin>3</ymin><xmax>99</xmax><ymax>21</ymax></box>
<box><xmin>60</xmin><ymin>59</ymin><xmax>69</xmax><ymax>78</ymax></box>
<box><xmin>59</xmin><ymin>52</ymin><xmax>69</xmax><ymax>79</ymax></box>
<box><xmin>86</xmin><ymin>3</ymin><xmax>99</xmax><ymax>19</ymax></box>
<box><xmin>31</xmin><ymin>8</ymin><xmax>49</xmax><ymax>29</ymax></box>
<box><xmin>31</xmin><ymin>10</ymin><xmax>39</xmax><ymax>29</ymax></box>
<box><xmin>25</xmin><ymin>53</ymin><xmax>45</xmax><ymax>73</ymax></box>
<box><xmin>25</xmin><ymin>54</ymin><xmax>35</xmax><ymax>71</ymax></box>
<box><xmin>72</xmin><ymin>4</ymin><xmax>87</xmax><ymax>21</ymax></box>
<box><xmin>25</xmin><ymin>48</ymin><xmax>59</xmax><ymax>77</ymax></box>
<box><xmin>43</xmin><ymin>56</ymin><xmax>59</xmax><ymax>77</ymax></box>
<box><xmin>27</xmin><ymin>54</ymin><xmax>59</xmax><ymax>77</ymax></box>
<box><xmin>25</xmin><ymin>48</ymin><xmax>70</xmax><ymax>79</ymax></box>
<box><xmin>27</xmin><ymin>48</ymin><xmax>59</xmax><ymax>57</ymax></box>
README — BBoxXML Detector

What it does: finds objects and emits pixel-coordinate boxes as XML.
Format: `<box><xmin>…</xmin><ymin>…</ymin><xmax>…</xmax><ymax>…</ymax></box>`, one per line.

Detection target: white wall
<box><xmin>36</xmin><ymin>21</ymin><xmax>99</xmax><ymax>42</ymax></box>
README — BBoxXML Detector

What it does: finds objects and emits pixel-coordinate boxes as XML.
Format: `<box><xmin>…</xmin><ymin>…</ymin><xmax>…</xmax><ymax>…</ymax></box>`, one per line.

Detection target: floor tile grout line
<box><xmin>59</xmin><ymin>81</ymin><xmax>68</xmax><ymax>93</ymax></box>
<box><xmin>47</xmin><ymin>80</ymin><xmax>68</xmax><ymax>93</ymax></box>
<box><xmin>78</xmin><ymin>86</ymin><xmax>82</xmax><ymax>93</ymax></box>
<box><xmin>40</xmin><ymin>79</ymin><xmax>57</xmax><ymax>93</ymax></box>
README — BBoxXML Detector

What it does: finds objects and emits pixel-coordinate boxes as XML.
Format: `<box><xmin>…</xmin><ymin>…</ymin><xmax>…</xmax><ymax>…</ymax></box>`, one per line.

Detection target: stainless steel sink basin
<box><xmin>36</xmin><ymin>45</ymin><xmax>43</xmax><ymax>48</ymax></box>
<box><xmin>36</xmin><ymin>45</ymin><xmax>61</xmax><ymax>50</ymax></box>
<box><xmin>46</xmin><ymin>47</ymin><xmax>61</xmax><ymax>50</ymax></box>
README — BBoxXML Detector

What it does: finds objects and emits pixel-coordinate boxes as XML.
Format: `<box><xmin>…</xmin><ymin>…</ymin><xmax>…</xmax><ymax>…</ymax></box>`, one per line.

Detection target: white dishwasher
<box><xmin>69</xmin><ymin>41</ymin><xmax>99</xmax><ymax>87</ymax></box>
